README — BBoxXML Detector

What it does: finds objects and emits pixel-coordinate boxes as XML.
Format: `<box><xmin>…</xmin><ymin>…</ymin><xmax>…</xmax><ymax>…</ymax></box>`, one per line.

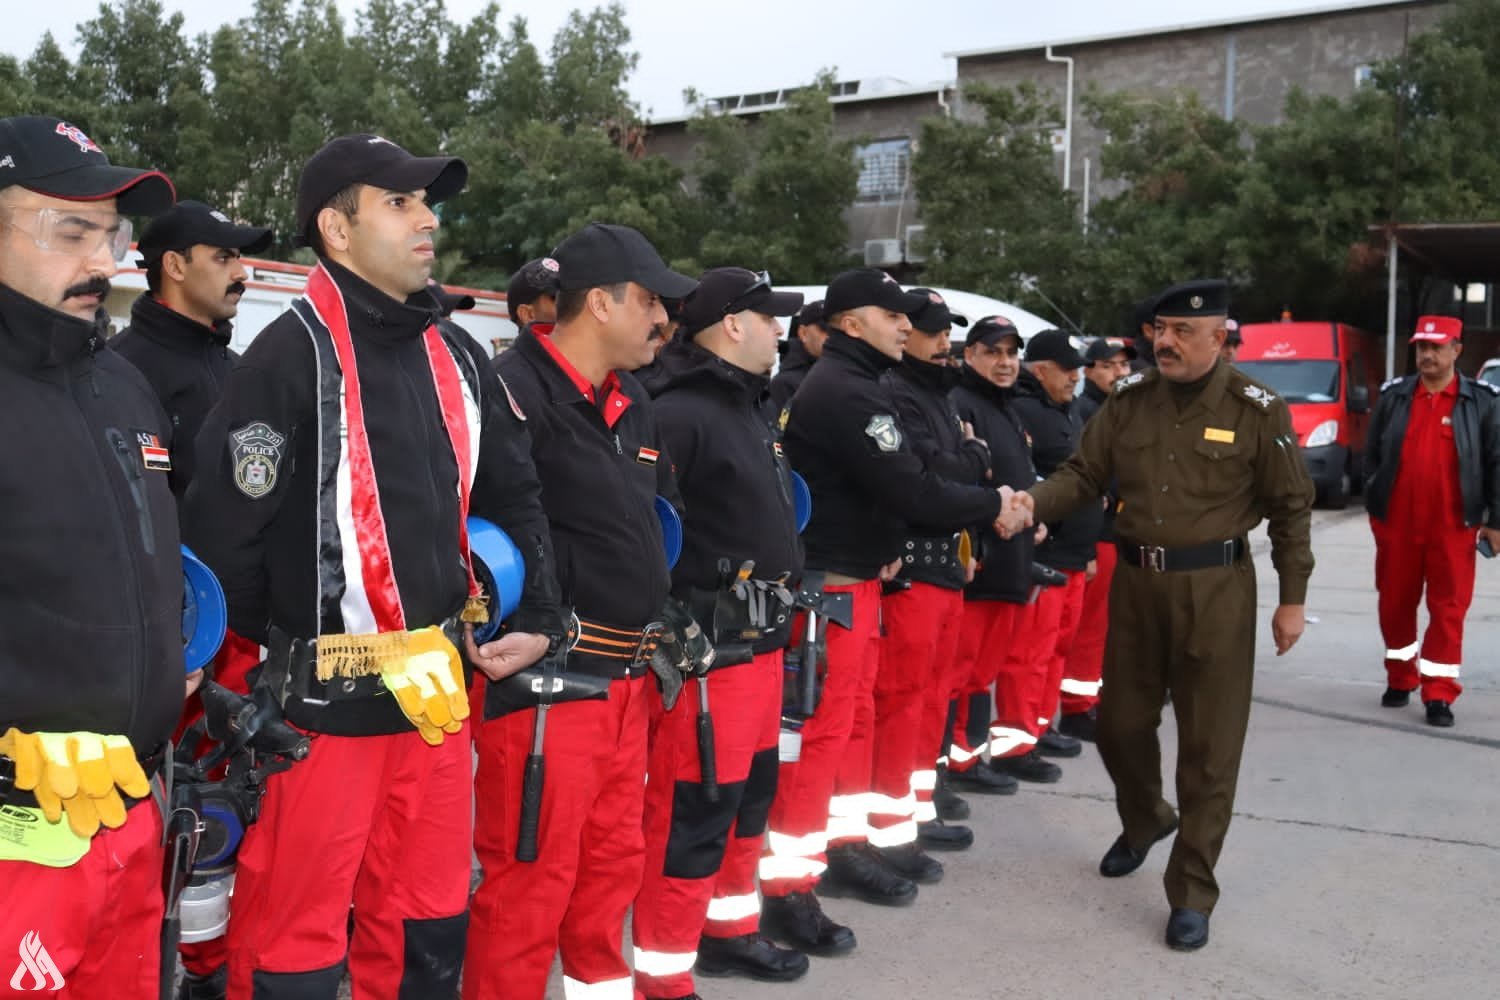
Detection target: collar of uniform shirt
<box><xmin>1416</xmin><ymin>375</ymin><xmax>1459</xmax><ymax>402</ymax></box>
<box><xmin>531</xmin><ymin>324</ymin><xmax>633</xmax><ymax>424</ymax></box>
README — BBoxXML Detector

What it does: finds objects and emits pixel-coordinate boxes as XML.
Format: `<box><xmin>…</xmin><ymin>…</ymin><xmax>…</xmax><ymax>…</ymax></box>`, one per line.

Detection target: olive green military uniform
<box><xmin>1028</xmin><ymin>360</ymin><xmax>1313</xmax><ymax>914</ymax></box>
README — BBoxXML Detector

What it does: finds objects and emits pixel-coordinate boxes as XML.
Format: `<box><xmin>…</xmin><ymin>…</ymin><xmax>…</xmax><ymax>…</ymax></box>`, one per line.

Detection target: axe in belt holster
<box><xmin>785</xmin><ymin>571</ymin><xmax>854</xmax><ymax>719</ymax></box>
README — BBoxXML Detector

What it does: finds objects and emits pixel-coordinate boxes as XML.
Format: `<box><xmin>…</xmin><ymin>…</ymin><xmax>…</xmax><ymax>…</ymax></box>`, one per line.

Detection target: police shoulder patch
<box><xmin>230</xmin><ymin>421</ymin><xmax>286</xmax><ymax>499</ymax></box>
<box><xmin>865</xmin><ymin>413</ymin><xmax>903</xmax><ymax>452</ymax></box>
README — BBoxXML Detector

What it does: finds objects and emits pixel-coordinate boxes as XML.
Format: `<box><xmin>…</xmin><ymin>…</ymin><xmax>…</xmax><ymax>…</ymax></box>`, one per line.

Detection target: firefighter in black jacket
<box><xmin>468</xmin><ymin>223</ymin><xmax>696</xmax><ymax>1000</ymax></box>
<box><xmin>0</xmin><ymin>114</ymin><xmax>185</xmax><ymax>999</ymax></box>
<box><xmin>111</xmin><ymin>200</ymin><xmax>272</xmax><ymax>501</ymax></box>
<box><xmin>633</xmin><ymin>268</ymin><xmax>812</xmax><ymax>999</ymax></box>
<box><xmin>769</xmin><ymin>299</ymin><xmax>827</xmax><ymax>411</ymax></box>
<box><xmin>761</xmin><ymin>269</ymin><xmax>1007</xmax><ymax>947</ymax></box>
<box><xmin>1003</xmin><ymin>330</ymin><xmax>1099</xmax><ymax>783</ymax></box>
<box><xmin>183</xmin><ymin>135</ymin><xmax>561</xmax><ymax>1000</ymax></box>
<box><xmin>873</xmin><ymin>289</ymin><xmax>989</xmax><ymax>868</ymax></box>
<box><xmin>113</xmin><ymin>201</ymin><xmax>273</xmax><ymax>1000</ymax></box>
<box><xmin>1059</xmin><ymin>337</ymin><xmax>1136</xmax><ymax>741</ymax></box>
<box><xmin>947</xmin><ymin>317</ymin><xmax>1036</xmax><ymax>795</ymax></box>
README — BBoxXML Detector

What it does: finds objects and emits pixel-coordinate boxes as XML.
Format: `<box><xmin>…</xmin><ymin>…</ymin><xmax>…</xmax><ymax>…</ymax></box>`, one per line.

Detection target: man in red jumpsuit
<box><xmin>1364</xmin><ymin>315</ymin><xmax>1500</xmax><ymax>727</ymax></box>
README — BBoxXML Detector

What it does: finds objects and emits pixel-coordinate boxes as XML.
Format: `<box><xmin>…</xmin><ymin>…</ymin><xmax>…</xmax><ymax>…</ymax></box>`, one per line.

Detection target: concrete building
<box><xmin>646</xmin><ymin>77</ymin><xmax>953</xmax><ymax>269</ymax></box>
<box><xmin>644</xmin><ymin>0</ymin><xmax>1447</xmax><ymax>268</ymax></box>
<box><xmin>952</xmin><ymin>0</ymin><xmax>1446</xmax><ymax>197</ymax></box>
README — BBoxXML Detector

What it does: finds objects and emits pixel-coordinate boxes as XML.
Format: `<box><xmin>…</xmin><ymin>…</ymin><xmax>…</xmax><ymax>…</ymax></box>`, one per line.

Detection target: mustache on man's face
<box><xmin>227</xmin><ymin>281</ymin><xmax>247</xmax><ymax>298</ymax></box>
<box><xmin>63</xmin><ymin>276</ymin><xmax>112</xmax><ymax>301</ymax></box>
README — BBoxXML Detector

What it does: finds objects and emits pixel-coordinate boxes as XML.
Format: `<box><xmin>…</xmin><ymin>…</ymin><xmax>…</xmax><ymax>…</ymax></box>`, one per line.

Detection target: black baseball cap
<box><xmin>823</xmin><ymin>268</ymin><xmax>929</xmax><ymax>318</ymax></box>
<box><xmin>964</xmin><ymin>315</ymin><xmax>1023</xmax><ymax>348</ymax></box>
<box><xmin>678</xmin><ymin>268</ymin><xmax>805</xmax><ymax>338</ymax></box>
<box><xmin>506</xmin><ymin>257</ymin><xmax>561</xmax><ymax>320</ymax></box>
<box><xmin>136</xmin><ymin>200</ymin><xmax>272</xmax><ymax>265</ymax></box>
<box><xmin>1024</xmin><ymin>329</ymin><xmax>1085</xmax><ymax>369</ymax></box>
<box><xmin>296</xmin><ymin>133</ymin><xmax>467</xmax><ymax>245</ymax></box>
<box><xmin>550</xmin><ymin>223</ymin><xmax>697</xmax><ymax>298</ymax></box>
<box><xmin>789</xmin><ymin>300</ymin><xmax>825</xmax><ymax>338</ymax></box>
<box><xmin>1155</xmin><ymin>279</ymin><xmax>1229</xmax><ymax>318</ymax></box>
<box><xmin>428</xmin><ymin>281</ymin><xmax>475</xmax><ymax>317</ymax></box>
<box><xmin>907</xmin><ymin>287</ymin><xmax>969</xmax><ymax>333</ymax></box>
<box><xmin>0</xmin><ymin>115</ymin><xmax>174</xmax><ymax>216</ymax></box>
<box><xmin>1083</xmin><ymin>336</ymin><xmax>1138</xmax><ymax>364</ymax></box>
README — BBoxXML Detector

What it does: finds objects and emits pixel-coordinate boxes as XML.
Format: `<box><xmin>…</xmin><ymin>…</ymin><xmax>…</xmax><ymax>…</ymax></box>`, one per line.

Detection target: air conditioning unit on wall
<box><xmin>904</xmin><ymin>225</ymin><xmax>928</xmax><ymax>264</ymax></box>
<box><xmin>864</xmin><ymin>238</ymin><xmax>902</xmax><ymax>267</ymax></box>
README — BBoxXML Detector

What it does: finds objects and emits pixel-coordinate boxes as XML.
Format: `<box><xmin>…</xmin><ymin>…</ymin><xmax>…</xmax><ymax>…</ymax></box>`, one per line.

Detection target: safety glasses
<box><xmin>2</xmin><ymin>206</ymin><xmax>134</xmax><ymax>262</ymax></box>
<box><xmin>721</xmin><ymin>270</ymin><xmax>771</xmax><ymax>317</ymax></box>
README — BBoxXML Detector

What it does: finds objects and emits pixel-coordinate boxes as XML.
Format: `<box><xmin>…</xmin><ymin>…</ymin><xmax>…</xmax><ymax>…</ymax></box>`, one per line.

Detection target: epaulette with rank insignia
<box><xmin>1113</xmin><ymin>369</ymin><xmax>1153</xmax><ymax>394</ymax></box>
<box><xmin>1227</xmin><ymin>371</ymin><xmax>1279</xmax><ymax>413</ymax></box>
<box><xmin>1380</xmin><ymin>376</ymin><xmax>1404</xmax><ymax>392</ymax></box>
<box><xmin>1476</xmin><ymin>379</ymin><xmax>1500</xmax><ymax>396</ymax></box>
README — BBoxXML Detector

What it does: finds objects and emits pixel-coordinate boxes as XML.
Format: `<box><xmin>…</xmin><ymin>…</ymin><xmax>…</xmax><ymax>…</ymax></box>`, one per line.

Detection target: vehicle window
<box><xmin>1237</xmin><ymin>360</ymin><xmax>1341</xmax><ymax>403</ymax></box>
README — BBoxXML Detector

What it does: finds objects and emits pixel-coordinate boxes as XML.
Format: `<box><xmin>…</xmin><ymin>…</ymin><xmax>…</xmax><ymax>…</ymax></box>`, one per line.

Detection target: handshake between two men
<box><xmin>993</xmin><ymin>486</ymin><xmax>1036</xmax><ymax>541</ymax></box>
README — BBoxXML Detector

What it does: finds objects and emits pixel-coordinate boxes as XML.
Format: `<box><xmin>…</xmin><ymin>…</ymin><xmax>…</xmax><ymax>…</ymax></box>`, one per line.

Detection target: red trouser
<box><xmin>1061</xmin><ymin>542</ymin><xmax>1116</xmax><ymax>715</ymax></box>
<box><xmin>948</xmin><ymin>600</ymin><xmax>1029</xmax><ymax>769</ymax></box>
<box><xmin>995</xmin><ymin>584</ymin><xmax>1066</xmax><ymax>741</ymax></box>
<box><xmin>871</xmin><ymin>583</ymin><xmax>963</xmax><ymax>840</ymax></box>
<box><xmin>1039</xmin><ymin>569</ymin><xmax>1089</xmax><ymax>732</ymax></box>
<box><xmin>633</xmin><ymin>652</ymin><xmax>783</xmax><ymax>1000</ymax></box>
<box><xmin>225</xmin><ymin>726</ymin><xmax>472</xmax><ymax>1000</ymax></box>
<box><xmin>1372</xmin><ymin>517</ymin><xmax>1474</xmax><ymax>704</ymax></box>
<box><xmin>0</xmin><ymin>801</ymin><xmax>163</xmax><ymax>998</ymax></box>
<box><xmin>467</xmin><ymin>674</ymin><xmax>651</xmax><ymax>1000</ymax></box>
<box><xmin>760</xmin><ymin>580</ymin><xmax>880</xmax><ymax>896</ymax></box>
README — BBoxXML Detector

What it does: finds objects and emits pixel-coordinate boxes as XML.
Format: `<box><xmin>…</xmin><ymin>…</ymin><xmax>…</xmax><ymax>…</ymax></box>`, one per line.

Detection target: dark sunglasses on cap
<box><xmin>720</xmin><ymin>270</ymin><xmax>771</xmax><ymax>317</ymax></box>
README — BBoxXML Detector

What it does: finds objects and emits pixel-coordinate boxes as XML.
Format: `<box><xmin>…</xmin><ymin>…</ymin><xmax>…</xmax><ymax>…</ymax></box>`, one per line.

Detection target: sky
<box><xmin>6</xmin><ymin>0</ymin><xmax>1376</xmax><ymax>119</ymax></box>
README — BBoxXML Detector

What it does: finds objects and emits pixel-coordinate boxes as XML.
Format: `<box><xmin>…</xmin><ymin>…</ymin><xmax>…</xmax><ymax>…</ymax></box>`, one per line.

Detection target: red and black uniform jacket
<box><xmin>952</xmin><ymin>365</ymin><xmax>1036</xmax><ymax>604</ymax></box>
<box><xmin>493</xmin><ymin>324</ymin><xmax>678</xmax><ymax>635</ymax></box>
<box><xmin>1011</xmin><ymin>368</ymin><xmax>1103</xmax><ymax>572</ymax></box>
<box><xmin>783</xmin><ymin>332</ymin><xmax>1001</xmax><ymax>580</ymax></box>
<box><xmin>882</xmin><ymin>355</ymin><xmax>991</xmax><ymax>590</ymax></box>
<box><xmin>110</xmin><ymin>293</ymin><xmax>237</xmax><ymax>503</ymax></box>
<box><xmin>0</xmin><ymin>284</ymin><xmax>183</xmax><ymax>763</ymax></box>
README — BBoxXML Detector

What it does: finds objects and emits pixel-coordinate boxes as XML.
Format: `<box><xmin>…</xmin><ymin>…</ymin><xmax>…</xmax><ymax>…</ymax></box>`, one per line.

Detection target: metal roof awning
<box><xmin>1368</xmin><ymin>222</ymin><xmax>1500</xmax><ymax>282</ymax></box>
<box><xmin>1368</xmin><ymin>222</ymin><xmax>1500</xmax><ymax>379</ymax></box>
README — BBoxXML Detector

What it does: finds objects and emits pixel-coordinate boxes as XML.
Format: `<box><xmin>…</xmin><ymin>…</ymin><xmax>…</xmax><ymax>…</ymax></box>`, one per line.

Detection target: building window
<box><xmin>1354</xmin><ymin>64</ymin><xmax>1375</xmax><ymax>88</ymax></box>
<box><xmin>855</xmin><ymin>138</ymin><xmax>911</xmax><ymax>203</ymax></box>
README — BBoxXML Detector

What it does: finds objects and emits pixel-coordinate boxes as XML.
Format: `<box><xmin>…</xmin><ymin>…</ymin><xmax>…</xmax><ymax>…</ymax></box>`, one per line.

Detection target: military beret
<box><xmin>1154</xmin><ymin>279</ymin><xmax>1229</xmax><ymax>318</ymax></box>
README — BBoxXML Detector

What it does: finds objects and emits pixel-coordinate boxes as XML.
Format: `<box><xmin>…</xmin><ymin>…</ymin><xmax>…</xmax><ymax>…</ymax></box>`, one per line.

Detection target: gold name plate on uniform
<box><xmin>1203</xmin><ymin>428</ymin><xmax>1236</xmax><ymax>444</ymax></box>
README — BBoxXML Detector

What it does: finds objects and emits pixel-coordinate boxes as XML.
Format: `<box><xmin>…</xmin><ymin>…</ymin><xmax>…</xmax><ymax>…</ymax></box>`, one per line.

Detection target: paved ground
<box><xmin>692</xmin><ymin>504</ymin><xmax>1500</xmax><ymax>1000</ymax></box>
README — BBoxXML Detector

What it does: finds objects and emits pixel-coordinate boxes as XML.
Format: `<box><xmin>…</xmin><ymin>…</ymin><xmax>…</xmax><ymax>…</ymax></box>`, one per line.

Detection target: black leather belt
<box><xmin>1</xmin><ymin>741</ymin><xmax>166</xmax><ymax>811</ymax></box>
<box><xmin>1116</xmin><ymin>537</ymin><xmax>1246</xmax><ymax>573</ymax></box>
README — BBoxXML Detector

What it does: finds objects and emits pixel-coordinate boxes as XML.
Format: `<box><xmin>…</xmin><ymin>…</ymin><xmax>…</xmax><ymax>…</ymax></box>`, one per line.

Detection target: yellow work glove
<box><xmin>380</xmin><ymin>627</ymin><xmax>469</xmax><ymax>746</ymax></box>
<box><xmin>0</xmin><ymin>728</ymin><xmax>151</xmax><ymax>838</ymax></box>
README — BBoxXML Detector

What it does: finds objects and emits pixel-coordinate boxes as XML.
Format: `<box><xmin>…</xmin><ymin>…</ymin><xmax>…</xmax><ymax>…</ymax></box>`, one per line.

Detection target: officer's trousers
<box><xmin>761</xmin><ymin>580</ymin><xmax>880</xmax><ymax>896</ymax></box>
<box><xmin>1371</xmin><ymin>517</ymin><xmax>1473</xmax><ymax>704</ymax></box>
<box><xmin>870</xmin><ymin>582</ymin><xmax>964</xmax><ymax>840</ymax></box>
<box><xmin>947</xmin><ymin>599</ymin><xmax>1030</xmax><ymax>769</ymax></box>
<box><xmin>467</xmin><ymin>675</ymin><xmax>650</xmax><ymax>1000</ymax></box>
<box><xmin>0</xmin><ymin>799</ymin><xmax>163</xmax><ymax>998</ymax></box>
<box><xmin>1061</xmin><ymin>542</ymin><xmax>1117</xmax><ymax>716</ymax></box>
<box><xmin>224</xmin><ymin>726</ymin><xmax>472</xmax><ymax>1000</ymax></box>
<box><xmin>1096</xmin><ymin>556</ymin><xmax>1257</xmax><ymax>915</ymax></box>
<box><xmin>633</xmin><ymin>652</ymin><xmax>782</xmax><ymax>1000</ymax></box>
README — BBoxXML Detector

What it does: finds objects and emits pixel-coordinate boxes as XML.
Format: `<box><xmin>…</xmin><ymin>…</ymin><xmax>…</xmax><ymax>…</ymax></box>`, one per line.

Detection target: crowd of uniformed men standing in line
<box><xmin>2</xmin><ymin>115</ymin><xmax>1328</xmax><ymax>1000</ymax></box>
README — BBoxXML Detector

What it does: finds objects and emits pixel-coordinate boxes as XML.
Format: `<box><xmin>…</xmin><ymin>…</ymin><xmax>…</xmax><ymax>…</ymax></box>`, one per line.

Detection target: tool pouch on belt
<box><xmin>687</xmin><ymin>578</ymin><xmax>795</xmax><ymax>658</ymax></box>
<box><xmin>482</xmin><ymin>615</ymin><xmax>611</xmax><ymax>721</ymax></box>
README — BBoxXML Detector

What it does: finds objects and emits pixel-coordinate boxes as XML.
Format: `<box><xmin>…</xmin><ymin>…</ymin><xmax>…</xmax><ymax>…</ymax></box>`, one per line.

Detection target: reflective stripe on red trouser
<box><xmin>0</xmin><ymin>798</ymin><xmax>164</xmax><ymax>997</ymax></box>
<box><xmin>1060</xmin><ymin>542</ymin><xmax>1116</xmax><ymax>716</ymax></box>
<box><xmin>948</xmin><ymin>599</ymin><xmax>1029</xmax><ymax>770</ymax></box>
<box><xmin>870</xmin><ymin>582</ymin><xmax>964</xmax><ymax>842</ymax></box>
<box><xmin>465</xmin><ymin>675</ymin><xmax>651</xmax><ymax>1000</ymax></box>
<box><xmin>992</xmin><ymin>584</ymin><xmax>1066</xmax><ymax>748</ymax></box>
<box><xmin>761</xmin><ymin>580</ymin><xmax>881</xmax><ymax>896</ymax></box>
<box><xmin>1372</xmin><ymin>517</ymin><xmax>1474</xmax><ymax>704</ymax></box>
<box><xmin>1038</xmin><ymin>569</ymin><xmax>1089</xmax><ymax>733</ymax></box>
<box><xmin>225</xmin><ymin>726</ymin><xmax>472</xmax><ymax>1000</ymax></box>
<box><xmin>633</xmin><ymin>651</ymin><xmax>783</xmax><ymax>1000</ymax></box>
